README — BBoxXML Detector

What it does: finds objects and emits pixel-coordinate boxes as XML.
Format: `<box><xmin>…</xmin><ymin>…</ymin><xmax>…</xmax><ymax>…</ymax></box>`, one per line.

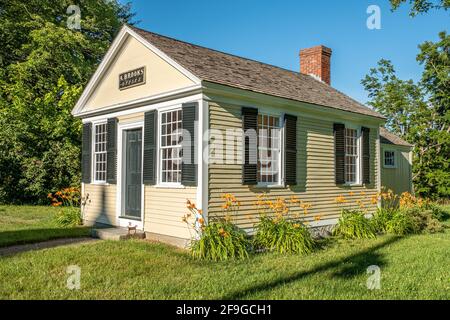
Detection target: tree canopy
<box><xmin>0</xmin><ymin>0</ymin><xmax>133</xmax><ymax>203</ymax></box>
<box><xmin>390</xmin><ymin>0</ymin><xmax>450</xmax><ymax>16</ymax></box>
<box><xmin>362</xmin><ymin>32</ymin><xmax>450</xmax><ymax>198</ymax></box>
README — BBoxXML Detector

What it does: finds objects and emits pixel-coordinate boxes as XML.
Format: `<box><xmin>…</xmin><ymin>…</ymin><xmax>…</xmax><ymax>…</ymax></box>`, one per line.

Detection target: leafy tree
<box><xmin>362</xmin><ymin>33</ymin><xmax>450</xmax><ymax>199</ymax></box>
<box><xmin>390</xmin><ymin>0</ymin><xmax>450</xmax><ymax>16</ymax></box>
<box><xmin>0</xmin><ymin>1</ymin><xmax>133</xmax><ymax>203</ymax></box>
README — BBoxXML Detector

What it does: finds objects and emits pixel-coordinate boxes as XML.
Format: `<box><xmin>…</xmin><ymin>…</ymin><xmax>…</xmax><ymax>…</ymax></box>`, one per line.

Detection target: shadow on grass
<box><xmin>221</xmin><ymin>236</ymin><xmax>402</xmax><ymax>299</ymax></box>
<box><xmin>0</xmin><ymin>226</ymin><xmax>92</xmax><ymax>249</ymax></box>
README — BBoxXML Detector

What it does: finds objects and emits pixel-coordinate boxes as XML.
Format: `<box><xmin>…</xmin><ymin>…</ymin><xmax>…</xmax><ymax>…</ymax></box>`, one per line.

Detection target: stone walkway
<box><xmin>0</xmin><ymin>237</ymin><xmax>98</xmax><ymax>257</ymax></box>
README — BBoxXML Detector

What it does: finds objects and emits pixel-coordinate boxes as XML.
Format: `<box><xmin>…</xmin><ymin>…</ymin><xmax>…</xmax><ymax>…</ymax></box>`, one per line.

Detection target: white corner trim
<box><xmin>72</xmin><ymin>25</ymin><xmax>201</xmax><ymax>117</ymax></box>
<box><xmin>200</xmin><ymin>99</ymin><xmax>209</xmax><ymax>223</ymax></box>
<box><xmin>377</xmin><ymin>128</ymin><xmax>382</xmax><ymax>208</ymax></box>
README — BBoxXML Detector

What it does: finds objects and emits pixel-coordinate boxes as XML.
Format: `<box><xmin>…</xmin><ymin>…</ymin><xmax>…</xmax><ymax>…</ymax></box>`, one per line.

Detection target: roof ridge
<box><xmin>127</xmin><ymin>25</ymin><xmax>384</xmax><ymax>120</ymax></box>
<box><xmin>130</xmin><ymin>25</ymin><xmax>313</xmax><ymax>80</ymax></box>
<box><xmin>131</xmin><ymin>26</ymin><xmax>375</xmax><ymax>110</ymax></box>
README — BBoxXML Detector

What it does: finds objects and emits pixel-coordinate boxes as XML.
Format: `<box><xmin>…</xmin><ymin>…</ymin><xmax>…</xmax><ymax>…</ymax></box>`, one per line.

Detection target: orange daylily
<box><xmin>335</xmin><ymin>195</ymin><xmax>347</xmax><ymax>204</ymax></box>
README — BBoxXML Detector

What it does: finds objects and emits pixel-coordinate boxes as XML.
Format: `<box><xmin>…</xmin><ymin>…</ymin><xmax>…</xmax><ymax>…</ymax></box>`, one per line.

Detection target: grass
<box><xmin>0</xmin><ymin>205</ymin><xmax>91</xmax><ymax>247</ymax></box>
<box><xmin>0</xmin><ymin>205</ymin><xmax>448</xmax><ymax>299</ymax></box>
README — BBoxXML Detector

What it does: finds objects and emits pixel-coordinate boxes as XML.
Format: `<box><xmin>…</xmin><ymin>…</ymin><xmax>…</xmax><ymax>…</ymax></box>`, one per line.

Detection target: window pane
<box><xmin>257</xmin><ymin>114</ymin><xmax>281</xmax><ymax>184</ymax></box>
<box><xmin>160</xmin><ymin>109</ymin><xmax>182</xmax><ymax>183</ymax></box>
<box><xmin>344</xmin><ymin>128</ymin><xmax>358</xmax><ymax>184</ymax></box>
<box><xmin>94</xmin><ymin>123</ymin><xmax>107</xmax><ymax>182</ymax></box>
<box><xmin>385</xmin><ymin>151</ymin><xmax>395</xmax><ymax>166</ymax></box>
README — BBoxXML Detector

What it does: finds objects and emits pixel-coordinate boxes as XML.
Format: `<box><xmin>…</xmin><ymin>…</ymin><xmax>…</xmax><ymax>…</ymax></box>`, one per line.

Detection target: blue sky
<box><xmin>122</xmin><ymin>0</ymin><xmax>449</xmax><ymax>104</ymax></box>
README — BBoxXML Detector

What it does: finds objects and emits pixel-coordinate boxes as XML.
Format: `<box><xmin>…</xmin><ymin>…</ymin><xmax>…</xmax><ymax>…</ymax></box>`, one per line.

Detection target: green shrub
<box><xmin>54</xmin><ymin>207</ymin><xmax>82</xmax><ymax>228</ymax></box>
<box><xmin>190</xmin><ymin>220</ymin><xmax>250</xmax><ymax>261</ymax></box>
<box><xmin>404</xmin><ymin>207</ymin><xmax>445</xmax><ymax>234</ymax></box>
<box><xmin>254</xmin><ymin>217</ymin><xmax>316</xmax><ymax>254</ymax></box>
<box><xmin>369</xmin><ymin>205</ymin><xmax>446</xmax><ymax>236</ymax></box>
<box><xmin>333</xmin><ymin>210</ymin><xmax>376</xmax><ymax>239</ymax></box>
<box><xmin>385</xmin><ymin>210</ymin><xmax>418</xmax><ymax>235</ymax></box>
<box><xmin>427</xmin><ymin>203</ymin><xmax>450</xmax><ymax>221</ymax></box>
<box><xmin>371</xmin><ymin>208</ymin><xmax>395</xmax><ymax>234</ymax></box>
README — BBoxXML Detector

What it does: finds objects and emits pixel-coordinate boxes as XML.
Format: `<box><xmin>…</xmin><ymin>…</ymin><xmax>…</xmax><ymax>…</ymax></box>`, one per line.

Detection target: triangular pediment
<box><xmin>72</xmin><ymin>26</ymin><xmax>200</xmax><ymax>116</ymax></box>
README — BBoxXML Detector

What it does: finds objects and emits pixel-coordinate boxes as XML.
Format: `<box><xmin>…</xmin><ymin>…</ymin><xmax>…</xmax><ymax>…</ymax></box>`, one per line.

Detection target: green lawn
<box><xmin>0</xmin><ymin>205</ymin><xmax>449</xmax><ymax>299</ymax></box>
<box><xmin>0</xmin><ymin>205</ymin><xmax>91</xmax><ymax>247</ymax></box>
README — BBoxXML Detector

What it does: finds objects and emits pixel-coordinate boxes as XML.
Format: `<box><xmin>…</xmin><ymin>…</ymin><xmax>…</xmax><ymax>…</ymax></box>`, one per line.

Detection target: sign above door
<box><xmin>119</xmin><ymin>66</ymin><xmax>146</xmax><ymax>90</ymax></box>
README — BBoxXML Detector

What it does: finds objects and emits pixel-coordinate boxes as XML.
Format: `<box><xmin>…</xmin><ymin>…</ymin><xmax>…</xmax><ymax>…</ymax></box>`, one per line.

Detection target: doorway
<box><xmin>118</xmin><ymin>125</ymin><xmax>143</xmax><ymax>228</ymax></box>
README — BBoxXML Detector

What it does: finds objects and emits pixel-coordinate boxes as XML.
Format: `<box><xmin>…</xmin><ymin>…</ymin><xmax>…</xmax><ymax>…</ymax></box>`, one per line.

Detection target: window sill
<box><xmin>154</xmin><ymin>184</ymin><xmax>186</xmax><ymax>189</ymax></box>
<box><xmin>119</xmin><ymin>216</ymin><xmax>142</xmax><ymax>222</ymax></box>
<box><xmin>342</xmin><ymin>183</ymin><xmax>364</xmax><ymax>187</ymax></box>
<box><xmin>89</xmin><ymin>182</ymin><xmax>110</xmax><ymax>186</ymax></box>
<box><xmin>254</xmin><ymin>184</ymin><xmax>286</xmax><ymax>190</ymax></box>
<box><xmin>383</xmin><ymin>166</ymin><xmax>397</xmax><ymax>169</ymax></box>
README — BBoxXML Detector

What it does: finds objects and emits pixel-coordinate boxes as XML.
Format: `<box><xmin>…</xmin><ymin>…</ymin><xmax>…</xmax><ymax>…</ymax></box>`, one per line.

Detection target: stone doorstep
<box><xmin>91</xmin><ymin>227</ymin><xmax>145</xmax><ymax>241</ymax></box>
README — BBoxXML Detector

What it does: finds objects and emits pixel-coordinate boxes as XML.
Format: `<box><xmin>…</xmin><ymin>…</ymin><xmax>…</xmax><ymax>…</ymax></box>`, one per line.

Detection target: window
<box><xmin>345</xmin><ymin>128</ymin><xmax>359</xmax><ymax>184</ymax></box>
<box><xmin>258</xmin><ymin>114</ymin><xmax>282</xmax><ymax>185</ymax></box>
<box><xmin>94</xmin><ymin>123</ymin><xmax>107</xmax><ymax>182</ymax></box>
<box><xmin>160</xmin><ymin>109</ymin><xmax>182</xmax><ymax>184</ymax></box>
<box><xmin>384</xmin><ymin>150</ymin><xmax>395</xmax><ymax>168</ymax></box>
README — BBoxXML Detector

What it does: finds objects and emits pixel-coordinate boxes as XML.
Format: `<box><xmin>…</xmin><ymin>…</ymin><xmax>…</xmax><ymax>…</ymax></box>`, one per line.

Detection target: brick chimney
<box><xmin>299</xmin><ymin>45</ymin><xmax>332</xmax><ymax>85</ymax></box>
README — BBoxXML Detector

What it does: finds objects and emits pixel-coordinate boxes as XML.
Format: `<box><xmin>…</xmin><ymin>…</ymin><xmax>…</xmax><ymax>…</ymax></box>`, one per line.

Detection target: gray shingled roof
<box><xmin>131</xmin><ymin>26</ymin><xmax>385</xmax><ymax>119</ymax></box>
<box><xmin>380</xmin><ymin>127</ymin><xmax>413</xmax><ymax>147</ymax></box>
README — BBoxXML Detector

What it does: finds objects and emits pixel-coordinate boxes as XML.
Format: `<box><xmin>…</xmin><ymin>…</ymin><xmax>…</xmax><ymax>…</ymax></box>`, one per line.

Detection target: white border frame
<box><xmin>382</xmin><ymin>148</ymin><xmax>397</xmax><ymax>169</ymax></box>
<box><xmin>256</xmin><ymin>111</ymin><xmax>285</xmax><ymax>188</ymax></box>
<box><xmin>91</xmin><ymin>120</ymin><xmax>108</xmax><ymax>185</ymax></box>
<box><xmin>343</xmin><ymin>124</ymin><xmax>362</xmax><ymax>186</ymax></box>
<box><xmin>116</xmin><ymin>120</ymin><xmax>145</xmax><ymax>230</ymax></box>
<box><xmin>157</xmin><ymin>105</ymin><xmax>184</xmax><ymax>188</ymax></box>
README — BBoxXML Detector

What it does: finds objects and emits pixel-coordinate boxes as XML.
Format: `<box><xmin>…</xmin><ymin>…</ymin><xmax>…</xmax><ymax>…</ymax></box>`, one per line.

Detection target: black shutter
<box><xmin>143</xmin><ymin>110</ymin><xmax>157</xmax><ymax>185</ymax></box>
<box><xmin>334</xmin><ymin>123</ymin><xmax>345</xmax><ymax>185</ymax></box>
<box><xmin>361</xmin><ymin>127</ymin><xmax>371</xmax><ymax>184</ymax></box>
<box><xmin>242</xmin><ymin>107</ymin><xmax>258</xmax><ymax>185</ymax></box>
<box><xmin>106</xmin><ymin>118</ymin><xmax>118</xmax><ymax>184</ymax></box>
<box><xmin>284</xmin><ymin>114</ymin><xmax>297</xmax><ymax>185</ymax></box>
<box><xmin>82</xmin><ymin>123</ymin><xmax>92</xmax><ymax>184</ymax></box>
<box><xmin>181</xmin><ymin>102</ymin><xmax>198</xmax><ymax>186</ymax></box>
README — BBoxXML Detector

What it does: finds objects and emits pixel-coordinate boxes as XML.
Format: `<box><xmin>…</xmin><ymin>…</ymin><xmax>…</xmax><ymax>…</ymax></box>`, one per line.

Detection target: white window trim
<box><xmin>256</xmin><ymin>111</ymin><xmax>284</xmax><ymax>188</ymax></box>
<box><xmin>91</xmin><ymin>120</ymin><xmax>109</xmax><ymax>185</ymax></box>
<box><xmin>157</xmin><ymin>105</ymin><xmax>183</xmax><ymax>187</ymax></box>
<box><xmin>343</xmin><ymin>124</ymin><xmax>362</xmax><ymax>186</ymax></box>
<box><xmin>383</xmin><ymin>149</ymin><xmax>397</xmax><ymax>168</ymax></box>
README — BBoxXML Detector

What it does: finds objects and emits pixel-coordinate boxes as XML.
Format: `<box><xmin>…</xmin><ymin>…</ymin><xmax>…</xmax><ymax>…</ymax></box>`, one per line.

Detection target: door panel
<box><xmin>123</xmin><ymin>129</ymin><xmax>142</xmax><ymax>219</ymax></box>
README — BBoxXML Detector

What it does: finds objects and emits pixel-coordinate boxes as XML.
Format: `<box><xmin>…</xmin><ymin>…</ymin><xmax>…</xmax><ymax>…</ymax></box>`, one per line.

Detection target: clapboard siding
<box><xmin>208</xmin><ymin>102</ymin><xmax>380</xmax><ymax>230</ymax></box>
<box><xmin>83</xmin><ymin>184</ymin><xmax>117</xmax><ymax>226</ymax></box>
<box><xmin>380</xmin><ymin>144</ymin><xmax>412</xmax><ymax>195</ymax></box>
<box><xmin>144</xmin><ymin>186</ymin><xmax>197</xmax><ymax>239</ymax></box>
